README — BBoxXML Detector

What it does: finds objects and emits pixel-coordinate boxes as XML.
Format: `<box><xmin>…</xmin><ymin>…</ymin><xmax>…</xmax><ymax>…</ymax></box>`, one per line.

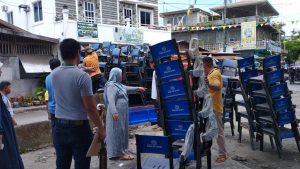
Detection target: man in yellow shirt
<box><xmin>83</xmin><ymin>44</ymin><xmax>106</xmax><ymax>93</ymax></box>
<box><xmin>203</xmin><ymin>57</ymin><xmax>227</xmax><ymax>163</ymax></box>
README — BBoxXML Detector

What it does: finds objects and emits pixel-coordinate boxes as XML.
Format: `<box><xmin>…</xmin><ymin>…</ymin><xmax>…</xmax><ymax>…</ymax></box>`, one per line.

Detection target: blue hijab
<box><xmin>104</xmin><ymin>68</ymin><xmax>128</xmax><ymax>105</ymax></box>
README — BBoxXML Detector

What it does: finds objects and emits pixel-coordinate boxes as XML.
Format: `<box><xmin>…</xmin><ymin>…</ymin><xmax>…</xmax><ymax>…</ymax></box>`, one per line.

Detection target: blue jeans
<box><xmin>53</xmin><ymin>120</ymin><xmax>93</xmax><ymax>169</ymax></box>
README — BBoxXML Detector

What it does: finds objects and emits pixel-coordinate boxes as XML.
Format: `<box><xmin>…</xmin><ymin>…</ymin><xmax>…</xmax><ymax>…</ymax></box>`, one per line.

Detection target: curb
<box><xmin>13</xmin><ymin>105</ymin><xmax>47</xmax><ymax>114</ymax></box>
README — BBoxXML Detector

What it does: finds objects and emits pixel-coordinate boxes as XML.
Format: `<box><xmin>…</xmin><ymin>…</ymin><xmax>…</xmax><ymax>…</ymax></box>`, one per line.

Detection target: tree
<box><xmin>284</xmin><ymin>31</ymin><xmax>300</xmax><ymax>64</ymax></box>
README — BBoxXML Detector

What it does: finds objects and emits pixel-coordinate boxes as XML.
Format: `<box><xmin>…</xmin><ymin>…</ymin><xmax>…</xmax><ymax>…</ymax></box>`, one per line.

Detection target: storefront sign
<box><xmin>267</xmin><ymin>40</ymin><xmax>281</xmax><ymax>53</ymax></box>
<box><xmin>241</xmin><ymin>21</ymin><xmax>256</xmax><ymax>49</ymax></box>
<box><xmin>113</xmin><ymin>27</ymin><xmax>144</xmax><ymax>44</ymax></box>
<box><xmin>77</xmin><ymin>22</ymin><xmax>98</xmax><ymax>39</ymax></box>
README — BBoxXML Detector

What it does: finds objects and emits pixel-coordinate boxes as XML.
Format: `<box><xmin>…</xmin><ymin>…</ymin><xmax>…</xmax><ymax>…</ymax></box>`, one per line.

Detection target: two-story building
<box><xmin>0</xmin><ymin>0</ymin><xmax>170</xmax><ymax>45</ymax></box>
<box><xmin>160</xmin><ymin>0</ymin><xmax>282</xmax><ymax>57</ymax></box>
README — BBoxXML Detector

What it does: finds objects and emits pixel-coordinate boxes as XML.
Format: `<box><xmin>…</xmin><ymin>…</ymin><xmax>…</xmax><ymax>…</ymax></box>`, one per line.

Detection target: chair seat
<box><xmin>235</xmin><ymin>99</ymin><xmax>245</xmax><ymax>106</ymax></box>
<box><xmin>237</xmin><ymin>111</ymin><xmax>248</xmax><ymax>118</ymax></box>
<box><xmin>255</xmin><ymin>103</ymin><xmax>270</xmax><ymax>111</ymax></box>
<box><xmin>252</xmin><ymin>89</ymin><xmax>266</xmax><ymax>97</ymax></box>
<box><xmin>258</xmin><ymin>116</ymin><xmax>273</xmax><ymax>123</ymax></box>
<box><xmin>232</xmin><ymin>88</ymin><xmax>242</xmax><ymax>94</ymax></box>
<box><xmin>262</xmin><ymin>127</ymin><xmax>294</xmax><ymax>139</ymax></box>
<box><xmin>142</xmin><ymin>157</ymin><xmax>179</xmax><ymax>169</ymax></box>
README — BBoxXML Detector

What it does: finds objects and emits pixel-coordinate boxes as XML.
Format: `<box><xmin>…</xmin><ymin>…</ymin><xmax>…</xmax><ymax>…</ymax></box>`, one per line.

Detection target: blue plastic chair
<box><xmin>136</xmin><ymin>135</ymin><xmax>177</xmax><ymax>169</ymax></box>
<box><xmin>121</xmin><ymin>46</ymin><xmax>130</xmax><ymax>55</ymax></box>
<box><xmin>265</xmin><ymin>69</ymin><xmax>284</xmax><ymax>85</ymax></box>
<box><xmin>150</xmin><ymin>40</ymin><xmax>178</xmax><ymax>61</ymax></box>
<box><xmin>91</xmin><ymin>43</ymin><xmax>100</xmax><ymax>50</ymax></box>
<box><xmin>156</xmin><ymin>60</ymin><xmax>182</xmax><ymax>82</ymax></box>
<box><xmin>238</xmin><ymin>56</ymin><xmax>255</xmax><ymax>70</ymax></box>
<box><xmin>263</xmin><ymin>55</ymin><xmax>281</xmax><ymax>71</ymax></box>
<box><xmin>131</xmin><ymin>48</ymin><xmax>140</xmax><ymax>63</ymax></box>
<box><xmin>111</xmin><ymin>48</ymin><xmax>120</xmax><ymax>64</ymax></box>
<box><xmin>101</xmin><ymin>41</ymin><xmax>111</xmax><ymax>56</ymax></box>
<box><xmin>166</xmin><ymin>120</ymin><xmax>193</xmax><ymax>141</ymax></box>
<box><xmin>164</xmin><ymin>100</ymin><xmax>193</xmax><ymax>121</ymax></box>
<box><xmin>160</xmin><ymin>80</ymin><xmax>186</xmax><ymax>101</ymax></box>
<box><xmin>221</xmin><ymin>59</ymin><xmax>238</xmax><ymax>77</ymax></box>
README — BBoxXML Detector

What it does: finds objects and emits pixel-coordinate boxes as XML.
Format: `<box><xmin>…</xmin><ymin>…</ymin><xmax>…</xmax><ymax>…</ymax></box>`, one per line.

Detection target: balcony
<box><xmin>77</xmin><ymin>17</ymin><xmax>167</xmax><ymax>31</ymax></box>
<box><xmin>197</xmin><ymin>16</ymin><xmax>266</xmax><ymax>27</ymax></box>
<box><xmin>200</xmin><ymin>40</ymin><xmax>280</xmax><ymax>52</ymax></box>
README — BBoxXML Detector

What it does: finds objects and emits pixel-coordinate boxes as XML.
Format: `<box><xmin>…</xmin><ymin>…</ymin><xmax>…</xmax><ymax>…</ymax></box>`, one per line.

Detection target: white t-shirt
<box><xmin>2</xmin><ymin>94</ymin><xmax>13</xmax><ymax>117</ymax></box>
<box><xmin>151</xmin><ymin>70</ymin><xmax>157</xmax><ymax>100</ymax></box>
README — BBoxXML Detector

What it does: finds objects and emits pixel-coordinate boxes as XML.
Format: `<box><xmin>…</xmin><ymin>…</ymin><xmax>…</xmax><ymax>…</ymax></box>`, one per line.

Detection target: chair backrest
<box><xmin>263</xmin><ymin>55</ymin><xmax>281</xmax><ymax>72</ymax></box>
<box><xmin>240</xmin><ymin>69</ymin><xmax>258</xmax><ymax>86</ymax></box>
<box><xmin>265</xmin><ymin>69</ymin><xmax>284</xmax><ymax>85</ymax></box>
<box><xmin>156</xmin><ymin>60</ymin><xmax>182</xmax><ymax>82</ymax></box>
<box><xmin>121</xmin><ymin>46</ymin><xmax>130</xmax><ymax>55</ymax></box>
<box><xmin>102</xmin><ymin>41</ymin><xmax>111</xmax><ymax>48</ymax></box>
<box><xmin>166</xmin><ymin>120</ymin><xmax>193</xmax><ymax>141</ymax></box>
<box><xmin>91</xmin><ymin>43</ymin><xmax>100</xmax><ymax>50</ymax></box>
<box><xmin>160</xmin><ymin>80</ymin><xmax>186</xmax><ymax>100</ymax></box>
<box><xmin>150</xmin><ymin>39</ymin><xmax>178</xmax><ymax>62</ymax></box>
<box><xmin>164</xmin><ymin>100</ymin><xmax>192</xmax><ymax>121</ymax></box>
<box><xmin>111</xmin><ymin>48</ymin><xmax>120</xmax><ymax>58</ymax></box>
<box><xmin>221</xmin><ymin>59</ymin><xmax>238</xmax><ymax>77</ymax></box>
<box><xmin>136</xmin><ymin>135</ymin><xmax>174</xmax><ymax>169</ymax></box>
<box><xmin>238</xmin><ymin>56</ymin><xmax>255</xmax><ymax>70</ymax></box>
<box><xmin>270</xmin><ymin>83</ymin><xmax>288</xmax><ymax>99</ymax></box>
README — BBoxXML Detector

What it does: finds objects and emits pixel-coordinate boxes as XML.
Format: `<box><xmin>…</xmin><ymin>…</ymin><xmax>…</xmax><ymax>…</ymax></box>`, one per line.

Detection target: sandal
<box><xmin>119</xmin><ymin>154</ymin><xmax>134</xmax><ymax>161</ymax></box>
<box><xmin>215</xmin><ymin>155</ymin><xmax>227</xmax><ymax>163</ymax></box>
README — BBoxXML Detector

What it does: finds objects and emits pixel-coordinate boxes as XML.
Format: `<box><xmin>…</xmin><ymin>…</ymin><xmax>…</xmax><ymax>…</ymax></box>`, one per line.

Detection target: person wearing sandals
<box><xmin>104</xmin><ymin>68</ymin><xmax>146</xmax><ymax>160</ymax></box>
<box><xmin>203</xmin><ymin>57</ymin><xmax>227</xmax><ymax>163</ymax></box>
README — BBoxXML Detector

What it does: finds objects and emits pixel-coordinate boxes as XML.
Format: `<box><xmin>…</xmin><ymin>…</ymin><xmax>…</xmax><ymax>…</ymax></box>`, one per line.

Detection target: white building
<box><xmin>0</xmin><ymin>0</ymin><xmax>171</xmax><ymax>45</ymax></box>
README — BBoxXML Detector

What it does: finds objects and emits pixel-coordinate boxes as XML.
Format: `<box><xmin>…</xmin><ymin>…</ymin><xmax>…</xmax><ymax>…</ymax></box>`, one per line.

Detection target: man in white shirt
<box><xmin>0</xmin><ymin>81</ymin><xmax>17</xmax><ymax>126</ymax></box>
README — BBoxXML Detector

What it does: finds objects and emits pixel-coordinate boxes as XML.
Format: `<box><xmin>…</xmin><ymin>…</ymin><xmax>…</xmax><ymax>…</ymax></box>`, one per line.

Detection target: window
<box><xmin>140</xmin><ymin>9</ymin><xmax>153</xmax><ymax>26</ymax></box>
<box><xmin>123</xmin><ymin>8</ymin><xmax>132</xmax><ymax>25</ymax></box>
<box><xmin>84</xmin><ymin>2</ymin><xmax>95</xmax><ymax>23</ymax></box>
<box><xmin>173</xmin><ymin>17</ymin><xmax>177</xmax><ymax>26</ymax></box>
<box><xmin>7</xmin><ymin>12</ymin><xmax>13</xmax><ymax>24</ymax></box>
<box><xmin>33</xmin><ymin>1</ymin><xmax>43</xmax><ymax>22</ymax></box>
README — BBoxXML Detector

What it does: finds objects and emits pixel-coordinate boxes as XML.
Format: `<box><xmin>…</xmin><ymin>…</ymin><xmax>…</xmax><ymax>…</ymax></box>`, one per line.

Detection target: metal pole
<box><xmin>223</xmin><ymin>0</ymin><xmax>227</xmax><ymax>52</ymax></box>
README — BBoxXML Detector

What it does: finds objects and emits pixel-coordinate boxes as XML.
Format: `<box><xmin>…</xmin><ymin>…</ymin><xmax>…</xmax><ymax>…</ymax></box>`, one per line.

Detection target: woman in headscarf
<box><xmin>104</xmin><ymin>68</ymin><xmax>146</xmax><ymax>160</ymax></box>
<box><xmin>0</xmin><ymin>62</ymin><xmax>24</xmax><ymax>169</ymax></box>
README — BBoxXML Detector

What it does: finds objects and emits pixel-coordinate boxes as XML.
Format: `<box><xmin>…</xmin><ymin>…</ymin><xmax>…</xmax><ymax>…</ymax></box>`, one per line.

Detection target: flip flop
<box><xmin>215</xmin><ymin>155</ymin><xmax>227</xmax><ymax>163</ymax></box>
<box><xmin>119</xmin><ymin>154</ymin><xmax>134</xmax><ymax>161</ymax></box>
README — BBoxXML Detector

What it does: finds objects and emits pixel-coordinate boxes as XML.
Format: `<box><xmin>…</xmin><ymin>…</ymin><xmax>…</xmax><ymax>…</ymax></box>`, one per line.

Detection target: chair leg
<box><xmin>259</xmin><ymin>134</ymin><xmax>264</xmax><ymax>152</ymax></box>
<box><xmin>207</xmin><ymin>149</ymin><xmax>211</xmax><ymax>169</ymax></box>
<box><xmin>292</xmin><ymin>123</ymin><xmax>300</xmax><ymax>152</ymax></box>
<box><xmin>248</xmin><ymin>127</ymin><xmax>255</xmax><ymax>150</ymax></box>
<box><xmin>269</xmin><ymin>136</ymin><xmax>275</xmax><ymax>149</ymax></box>
<box><xmin>230</xmin><ymin>118</ymin><xmax>235</xmax><ymax>136</ymax></box>
<box><xmin>238</xmin><ymin>126</ymin><xmax>242</xmax><ymax>143</ymax></box>
<box><xmin>274</xmin><ymin>136</ymin><xmax>282</xmax><ymax>159</ymax></box>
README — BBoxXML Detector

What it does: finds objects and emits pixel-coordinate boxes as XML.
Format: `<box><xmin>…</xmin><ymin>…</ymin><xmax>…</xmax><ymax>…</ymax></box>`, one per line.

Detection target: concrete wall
<box><xmin>0</xmin><ymin>56</ymin><xmax>41</xmax><ymax>97</ymax></box>
<box><xmin>55</xmin><ymin>21</ymin><xmax>171</xmax><ymax>45</ymax></box>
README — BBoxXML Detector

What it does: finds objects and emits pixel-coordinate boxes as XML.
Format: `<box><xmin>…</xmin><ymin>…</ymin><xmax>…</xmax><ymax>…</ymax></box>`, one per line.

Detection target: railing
<box><xmin>200</xmin><ymin>40</ymin><xmax>272</xmax><ymax>52</ymax></box>
<box><xmin>197</xmin><ymin>16</ymin><xmax>266</xmax><ymax>26</ymax></box>
<box><xmin>77</xmin><ymin>17</ymin><xmax>167</xmax><ymax>31</ymax></box>
<box><xmin>0</xmin><ymin>33</ymin><xmax>53</xmax><ymax>56</ymax></box>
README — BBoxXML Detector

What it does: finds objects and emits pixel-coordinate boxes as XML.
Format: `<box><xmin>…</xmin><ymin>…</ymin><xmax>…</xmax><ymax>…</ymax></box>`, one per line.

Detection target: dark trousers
<box><xmin>91</xmin><ymin>74</ymin><xmax>107</xmax><ymax>93</ymax></box>
<box><xmin>53</xmin><ymin>120</ymin><xmax>93</xmax><ymax>169</ymax></box>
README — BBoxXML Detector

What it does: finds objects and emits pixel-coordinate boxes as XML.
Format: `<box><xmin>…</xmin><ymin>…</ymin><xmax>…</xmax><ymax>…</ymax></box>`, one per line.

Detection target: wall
<box><xmin>56</xmin><ymin>21</ymin><xmax>171</xmax><ymax>45</ymax></box>
<box><xmin>55</xmin><ymin>0</ymin><xmax>77</xmax><ymax>20</ymax></box>
<box><xmin>0</xmin><ymin>0</ymin><xmax>28</xmax><ymax>30</ymax></box>
<box><xmin>0</xmin><ymin>56</ymin><xmax>39</xmax><ymax>97</ymax></box>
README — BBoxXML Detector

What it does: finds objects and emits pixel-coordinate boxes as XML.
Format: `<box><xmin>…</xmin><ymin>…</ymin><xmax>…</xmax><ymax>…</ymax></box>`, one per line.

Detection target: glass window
<box><xmin>173</xmin><ymin>17</ymin><xmax>177</xmax><ymax>26</ymax></box>
<box><xmin>140</xmin><ymin>10</ymin><xmax>152</xmax><ymax>26</ymax></box>
<box><xmin>33</xmin><ymin>1</ymin><xmax>43</xmax><ymax>22</ymax></box>
<box><xmin>84</xmin><ymin>1</ymin><xmax>95</xmax><ymax>23</ymax></box>
<box><xmin>123</xmin><ymin>8</ymin><xmax>132</xmax><ymax>25</ymax></box>
<box><xmin>7</xmin><ymin>12</ymin><xmax>13</xmax><ymax>24</ymax></box>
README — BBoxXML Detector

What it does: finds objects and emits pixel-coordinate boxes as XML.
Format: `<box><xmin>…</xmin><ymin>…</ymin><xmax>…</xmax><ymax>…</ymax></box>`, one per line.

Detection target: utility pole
<box><xmin>223</xmin><ymin>0</ymin><xmax>227</xmax><ymax>52</ymax></box>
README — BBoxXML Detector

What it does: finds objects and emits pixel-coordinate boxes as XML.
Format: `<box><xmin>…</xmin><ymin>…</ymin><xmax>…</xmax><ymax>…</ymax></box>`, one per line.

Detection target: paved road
<box><xmin>19</xmin><ymin>84</ymin><xmax>300</xmax><ymax>169</ymax></box>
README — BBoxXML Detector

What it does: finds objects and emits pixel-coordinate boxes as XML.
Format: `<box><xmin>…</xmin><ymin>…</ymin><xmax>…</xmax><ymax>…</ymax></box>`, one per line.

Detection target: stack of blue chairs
<box><xmin>248</xmin><ymin>55</ymin><xmax>300</xmax><ymax>158</ymax></box>
<box><xmin>149</xmin><ymin>39</ymin><xmax>202</xmax><ymax>168</ymax></box>
<box><xmin>227</xmin><ymin>56</ymin><xmax>258</xmax><ymax>150</ymax></box>
<box><xmin>221</xmin><ymin>59</ymin><xmax>238</xmax><ymax>136</ymax></box>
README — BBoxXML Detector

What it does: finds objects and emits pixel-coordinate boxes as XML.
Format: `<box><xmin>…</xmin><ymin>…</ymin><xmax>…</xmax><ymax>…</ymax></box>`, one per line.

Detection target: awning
<box><xmin>19</xmin><ymin>55</ymin><xmax>52</xmax><ymax>73</ymax></box>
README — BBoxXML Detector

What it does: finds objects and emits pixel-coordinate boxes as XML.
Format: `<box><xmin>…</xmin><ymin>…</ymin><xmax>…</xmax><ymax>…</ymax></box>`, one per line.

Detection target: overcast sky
<box><xmin>158</xmin><ymin>0</ymin><xmax>300</xmax><ymax>35</ymax></box>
